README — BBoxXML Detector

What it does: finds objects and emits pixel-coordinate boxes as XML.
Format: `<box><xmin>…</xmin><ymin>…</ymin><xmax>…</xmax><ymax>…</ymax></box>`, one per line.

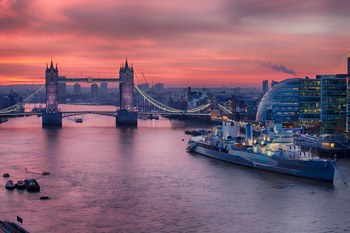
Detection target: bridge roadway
<box><xmin>58</xmin><ymin>78</ymin><xmax>122</xmax><ymax>83</ymax></box>
<box><xmin>0</xmin><ymin>111</ymin><xmax>210</xmax><ymax>117</ymax></box>
<box><xmin>138</xmin><ymin>111</ymin><xmax>210</xmax><ymax>116</ymax></box>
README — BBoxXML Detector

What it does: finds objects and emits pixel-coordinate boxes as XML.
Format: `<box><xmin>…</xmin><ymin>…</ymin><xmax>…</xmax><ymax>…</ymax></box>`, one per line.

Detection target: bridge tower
<box><xmin>116</xmin><ymin>58</ymin><xmax>137</xmax><ymax>126</ymax></box>
<box><xmin>45</xmin><ymin>61</ymin><xmax>59</xmax><ymax>112</ymax></box>
<box><xmin>43</xmin><ymin>60</ymin><xmax>62</xmax><ymax>127</ymax></box>
<box><xmin>119</xmin><ymin>58</ymin><xmax>134</xmax><ymax>111</ymax></box>
<box><xmin>210</xmin><ymin>95</ymin><xmax>220</xmax><ymax>120</ymax></box>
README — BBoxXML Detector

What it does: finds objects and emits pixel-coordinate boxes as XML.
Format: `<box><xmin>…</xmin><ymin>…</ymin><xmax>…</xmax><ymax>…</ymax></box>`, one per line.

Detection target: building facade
<box><xmin>298</xmin><ymin>78</ymin><xmax>321</xmax><ymax>134</ymax></box>
<box><xmin>101</xmin><ymin>83</ymin><xmax>107</xmax><ymax>93</ymax></box>
<box><xmin>271</xmin><ymin>80</ymin><xmax>278</xmax><ymax>88</ymax></box>
<box><xmin>262</xmin><ymin>80</ymin><xmax>269</xmax><ymax>93</ymax></box>
<box><xmin>58</xmin><ymin>76</ymin><xmax>66</xmax><ymax>97</ymax></box>
<box><xmin>91</xmin><ymin>83</ymin><xmax>98</xmax><ymax>97</ymax></box>
<box><xmin>171</xmin><ymin>92</ymin><xmax>188</xmax><ymax>110</ymax></box>
<box><xmin>299</xmin><ymin>74</ymin><xmax>348</xmax><ymax>135</ymax></box>
<box><xmin>319</xmin><ymin>75</ymin><xmax>347</xmax><ymax>134</ymax></box>
<box><xmin>74</xmin><ymin>83</ymin><xmax>81</xmax><ymax>95</ymax></box>
<box><xmin>154</xmin><ymin>83</ymin><xmax>164</xmax><ymax>93</ymax></box>
<box><xmin>256</xmin><ymin>78</ymin><xmax>301</xmax><ymax>127</ymax></box>
<box><xmin>348</xmin><ymin>52</ymin><xmax>350</xmax><ymax>74</ymax></box>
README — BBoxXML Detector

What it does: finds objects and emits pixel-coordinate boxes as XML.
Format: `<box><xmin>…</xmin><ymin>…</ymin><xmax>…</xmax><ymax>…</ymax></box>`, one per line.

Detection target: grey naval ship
<box><xmin>186</xmin><ymin>121</ymin><xmax>336</xmax><ymax>182</ymax></box>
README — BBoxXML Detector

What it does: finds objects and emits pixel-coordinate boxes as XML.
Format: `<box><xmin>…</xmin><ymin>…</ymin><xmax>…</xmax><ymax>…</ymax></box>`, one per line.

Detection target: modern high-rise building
<box><xmin>58</xmin><ymin>76</ymin><xmax>66</xmax><ymax>97</ymax></box>
<box><xmin>262</xmin><ymin>80</ymin><xmax>269</xmax><ymax>93</ymax></box>
<box><xmin>298</xmin><ymin>78</ymin><xmax>321</xmax><ymax>134</ymax></box>
<box><xmin>73</xmin><ymin>83</ymin><xmax>81</xmax><ymax>95</ymax></box>
<box><xmin>271</xmin><ymin>80</ymin><xmax>278</xmax><ymax>88</ymax></box>
<box><xmin>154</xmin><ymin>83</ymin><xmax>164</xmax><ymax>93</ymax></box>
<box><xmin>318</xmin><ymin>74</ymin><xmax>347</xmax><ymax>134</ymax></box>
<box><xmin>140</xmin><ymin>83</ymin><xmax>149</xmax><ymax>93</ymax></box>
<box><xmin>101</xmin><ymin>83</ymin><xmax>107</xmax><ymax>93</ymax></box>
<box><xmin>348</xmin><ymin>52</ymin><xmax>350</xmax><ymax>74</ymax></box>
<box><xmin>299</xmin><ymin>74</ymin><xmax>348</xmax><ymax>135</ymax></box>
<box><xmin>256</xmin><ymin>78</ymin><xmax>301</xmax><ymax>127</ymax></box>
<box><xmin>91</xmin><ymin>83</ymin><xmax>98</xmax><ymax>97</ymax></box>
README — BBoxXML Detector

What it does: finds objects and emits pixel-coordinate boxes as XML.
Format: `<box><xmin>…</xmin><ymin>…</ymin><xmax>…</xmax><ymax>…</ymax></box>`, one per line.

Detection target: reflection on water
<box><xmin>0</xmin><ymin>105</ymin><xmax>350</xmax><ymax>233</ymax></box>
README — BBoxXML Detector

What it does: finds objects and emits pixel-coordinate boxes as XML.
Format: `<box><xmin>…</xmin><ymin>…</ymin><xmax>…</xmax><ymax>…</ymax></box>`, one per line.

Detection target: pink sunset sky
<box><xmin>0</xmin><ymin>0</ymin><xmax>349</xmax><ymax>87</ymax></box>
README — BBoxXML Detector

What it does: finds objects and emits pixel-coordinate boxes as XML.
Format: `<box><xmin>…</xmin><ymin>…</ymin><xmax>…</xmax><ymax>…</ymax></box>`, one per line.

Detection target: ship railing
<box><xmin>294</xmin><ymin>141</ymin><xmax>317</xmax><ymax>148</ymax></box>
<box><xmin>334</xmin><ymin>141</ymin><xmax>350</xmax><ymax>149</ymax></box>
<box><xmin>331</xmin><ymin>162</ymin><xmax>348</xmax><ymax>187</ymax></box>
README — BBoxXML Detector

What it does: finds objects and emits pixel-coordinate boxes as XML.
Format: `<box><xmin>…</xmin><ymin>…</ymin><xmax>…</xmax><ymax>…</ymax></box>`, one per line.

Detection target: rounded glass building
<box><xmin>256</xmin><ymin>78</ymin><xmax>302</xmax><ymax>127</ymax></box>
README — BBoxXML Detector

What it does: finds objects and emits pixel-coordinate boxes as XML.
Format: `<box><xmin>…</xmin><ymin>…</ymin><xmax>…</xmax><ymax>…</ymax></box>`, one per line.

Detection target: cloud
<box><xmin>260</xmin><ymin>62</ymin><xmax>296</xmax><ymax>76</ymax></box>
<box><xmin>0</xmin><ymin>0</ymin><xmax>349</xmax><ymax>87</ymax></box>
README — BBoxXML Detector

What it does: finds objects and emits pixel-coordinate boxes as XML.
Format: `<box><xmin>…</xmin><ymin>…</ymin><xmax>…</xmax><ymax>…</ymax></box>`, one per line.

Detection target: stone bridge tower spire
<box><xmin>45</xmin><ymin>60</ymin><xmax>59</xmax><ymax>112</ymax></box>
<box><xmin>119</xmin><ymin>58</ymin><xmax>134</xmax><ymax>111</ymax></box>
<box><xmin>116</xmin><ymin>58</ymin><xmax>137</xmax><ymax>126</ymax></box>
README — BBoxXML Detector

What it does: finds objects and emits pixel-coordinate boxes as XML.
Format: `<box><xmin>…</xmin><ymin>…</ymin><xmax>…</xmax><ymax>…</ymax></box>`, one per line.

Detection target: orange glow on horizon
<box><xmin>0</xmin><ymin>1</ymin><xmax>349</xmax><ymax>87</ymax></box>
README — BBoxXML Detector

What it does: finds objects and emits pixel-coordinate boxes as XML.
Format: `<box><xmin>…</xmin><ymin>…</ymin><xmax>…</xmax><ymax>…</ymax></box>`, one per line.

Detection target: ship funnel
<box><xmin>246</xmin><ymin>124</ymin><xmax>253</xmax><ymax>146</ymax></box>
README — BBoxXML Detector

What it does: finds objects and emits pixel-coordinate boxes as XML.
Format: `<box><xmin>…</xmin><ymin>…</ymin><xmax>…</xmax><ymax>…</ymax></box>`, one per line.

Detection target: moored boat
<box><xmin>185</xmin><ymin>129</ymin><xmax>212</xmax><ymax>136</ymax></box>
<box><xmin>5</xmin><ymin>180</ymin><xmax>15</xmax><ymax>190</ymax></box>
<box><xmin>0</xmin><ymin>220</ymin><xmax>30</xmax><ymax>233</ymax></box>
<box><xmin>24</xmin><ymin>179</ymin><xmax>40</xmax><ymax>192</ymax></box>
<box><xmin>15</xmin><ymin>180</ymin><xmax>25</xmax><ymax>189</ymax></box>
<box><xmin>74</xmin><ymin>118</ymin><xmax>83</xmax><ymax>123</ymax></box>
<box><xmin>187</xmin><ymin>121</ymin><xmax>337</xmax><ymax>182</ymax></box>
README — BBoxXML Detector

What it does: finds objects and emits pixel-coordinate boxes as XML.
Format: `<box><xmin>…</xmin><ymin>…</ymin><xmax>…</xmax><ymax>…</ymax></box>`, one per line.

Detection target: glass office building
<box><xmin>318</xmin><ymin>75</ymin><xmax>347</xmax><ymax>134</ymax></box>
<box><xmin>299</xmin><ymin>78</ymin><xmax>321</xmax><ymax>134</ymax></box>
<box><xmin>256</xmin><ymin>78</ymin><xmax>301</xmax><ymax>127</ymax></box>
<box><xmin>299</xmin><ymin>75</ymin><xmax>348</xmax><ymax>135</ymax></box>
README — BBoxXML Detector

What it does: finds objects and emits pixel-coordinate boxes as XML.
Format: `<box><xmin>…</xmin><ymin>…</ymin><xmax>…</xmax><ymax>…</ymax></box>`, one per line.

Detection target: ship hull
<box><xmin>191</xmin><ymin>142</ymin><xmax>335</xmax><ymax>182</ymax></box>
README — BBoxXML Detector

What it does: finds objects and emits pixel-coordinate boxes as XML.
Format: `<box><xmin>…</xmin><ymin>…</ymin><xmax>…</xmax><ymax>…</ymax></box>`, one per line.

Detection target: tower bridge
<box><xmin>0</xmin><ymin>59</ymin><xmax>221</xmax><ymax>127</ymax></box>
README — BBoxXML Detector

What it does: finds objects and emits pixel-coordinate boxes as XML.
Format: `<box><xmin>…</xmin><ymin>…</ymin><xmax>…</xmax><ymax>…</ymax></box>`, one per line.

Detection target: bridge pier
<box><xmin>116</xmin><ymin>110</ymin><xmax>137</xmax><ymax>126</ymax></box>
<box><xmin>42</xmin><ymin>112</ymin><xmax>62</xmax><ymax>127</ymax></box>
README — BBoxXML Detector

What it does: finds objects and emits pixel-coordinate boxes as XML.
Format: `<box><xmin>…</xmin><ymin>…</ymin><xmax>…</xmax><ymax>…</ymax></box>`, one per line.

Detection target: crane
<box><xmin>134</xmin><ymin>73</ymin><xmax>141</xmax><ymax>85</ymax></box>
<box><xmin>142</xmin><ymin>73</ymin><xmax>148</xmax><ymax>85</ymax></box>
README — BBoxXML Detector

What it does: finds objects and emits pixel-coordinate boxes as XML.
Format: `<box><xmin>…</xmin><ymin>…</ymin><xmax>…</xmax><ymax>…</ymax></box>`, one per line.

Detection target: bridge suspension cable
<box><xmin>187</xmin><ymin>103</ymin><xmax>210</xmax><ymax>112</ymax></box>
<box><xmin>218</xmin><ymin>104</ymin><xmax>232</xmax><ymax>114</ymax></box>
<box><xmin>0</xmin><ymin>85</ymin><xmax>46</xmax><ymax>113</ymax></box>
<box><xmin>134</xmin><ymin>85</ymin><xmax>182</xmax><ymax>112</ymax></box>
<box><xmin>135</xmin><ymin>85</ymin><xmax>211</xmax><ymax>113</ymax></box>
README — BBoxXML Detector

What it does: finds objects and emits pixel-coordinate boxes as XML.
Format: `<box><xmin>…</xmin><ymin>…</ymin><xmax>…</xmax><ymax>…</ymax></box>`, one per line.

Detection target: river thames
<box><xmin>1</xmin><ymin>104</ymin><xmax>350</xmax><ymax>232</ymax></box>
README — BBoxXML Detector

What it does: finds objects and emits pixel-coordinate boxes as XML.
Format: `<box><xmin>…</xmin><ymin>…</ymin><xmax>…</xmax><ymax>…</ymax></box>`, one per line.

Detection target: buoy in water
<box><xmin>42</xmin><ymin>172</ymin><xmax>50</xmax><ymax>175</ymax></box>
<box><xmin>40</xmin><ymin>196</ymin><xmax>49</xmax><ymax>200</ymax></box>
<box><xmin>3</xmin><ymin>173</ymin><xmax>9</xmax><ymax>177</ymax></box>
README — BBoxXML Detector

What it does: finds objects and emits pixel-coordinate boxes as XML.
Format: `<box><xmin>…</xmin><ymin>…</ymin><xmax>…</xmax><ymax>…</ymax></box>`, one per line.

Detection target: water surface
<box><xmin>0</xmin><ymin>105</ymin><xmax>349</xmax><ymax>232</ymax></box>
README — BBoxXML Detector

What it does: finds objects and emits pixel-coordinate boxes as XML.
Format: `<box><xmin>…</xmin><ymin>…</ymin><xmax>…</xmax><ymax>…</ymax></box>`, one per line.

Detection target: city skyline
<box><xmin>0</xmin><ymin>0</ymin><xmax>349</xmax><ymax>87</ymax></box>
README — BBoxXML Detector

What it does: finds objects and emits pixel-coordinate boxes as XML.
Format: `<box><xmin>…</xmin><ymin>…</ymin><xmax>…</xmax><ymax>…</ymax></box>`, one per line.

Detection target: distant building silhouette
<box><xmin>271</xmin><ymin>80</ymin><xmax>278</xmax><ymax>88</ymax></box>
<box><xmin>74</xmin><ymin>83</ymin><xmax>81</xmax><ymax>95</ymax></box>
<box><xmin>91</xmin><ymin>83</ymin><xmax>98</xmax><ymax>97</ymax></box>
<box><xmin>101</xmin><ymin>83</ymin><xmax>107</xmax><ymax>93</ymax></box>
<box><xmin>154</xmin><ymin>83</ymin><xmax>164</xmax><ymax>93</ymax></box>
<box><xmin>262</xmin><ymin>80</ymin><xmax>268</xmax><ymax>93</ymax></box>
<box><xmin>348</xmin><ymin>51</ymin><xmax>350</xmax><ymax>74</ymax></box>
<box><xmin>58</xmin><ymin>76</ymin><xmax>66</xmax><ymax>97</ymax></box>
